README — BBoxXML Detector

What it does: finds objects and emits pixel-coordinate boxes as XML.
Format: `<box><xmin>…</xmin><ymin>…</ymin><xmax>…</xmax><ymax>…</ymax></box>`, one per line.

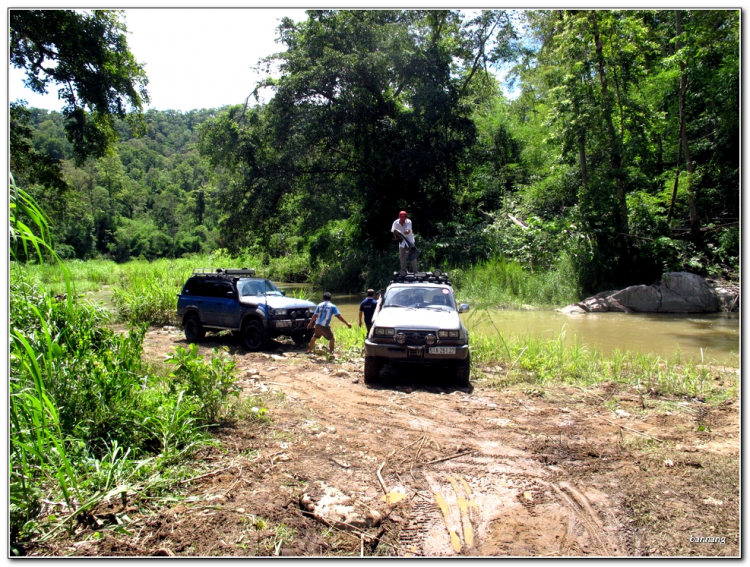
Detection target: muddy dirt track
<box><xmin>30</xmin><ymin>328</ymin><xmax>740</xmax><ymax>557</ymax></box>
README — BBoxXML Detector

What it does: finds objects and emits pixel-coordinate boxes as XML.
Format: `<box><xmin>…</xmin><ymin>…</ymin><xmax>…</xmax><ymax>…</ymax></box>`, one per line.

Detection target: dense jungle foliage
<box><xmin>11</xmin><ymin>9</ymin><xmax>739</xmax><ymax>294</ymax></box>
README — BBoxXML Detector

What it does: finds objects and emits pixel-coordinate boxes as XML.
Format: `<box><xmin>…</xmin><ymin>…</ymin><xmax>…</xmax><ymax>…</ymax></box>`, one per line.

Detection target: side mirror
<box><xmin>458</xmin><ymin>303</ymin><xmax>470</xmax><ymax>313</ymax></box>
<box><xmin>227</xmin><ymin>291</ymin><xmax>235</xmax><ymax>298</ymax></box>
<box><xmin>281</xmin><ymin>291</ymin><xmax>286</xmax><ymax>296</ymax></box>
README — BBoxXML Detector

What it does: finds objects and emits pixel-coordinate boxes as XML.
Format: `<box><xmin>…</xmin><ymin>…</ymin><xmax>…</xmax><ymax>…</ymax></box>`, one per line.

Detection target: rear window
<box><xmin>184</xmin><ymin>278</ymin><xmax>231</xmax><ymax>298</ymax></box>
<box><xmin>183</xmin><ymin>278</ymin><xmax>205</xmax><ymax>296</ymax></box>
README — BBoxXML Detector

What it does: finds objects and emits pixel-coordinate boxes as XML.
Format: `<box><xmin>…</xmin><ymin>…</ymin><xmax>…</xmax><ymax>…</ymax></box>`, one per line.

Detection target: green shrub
<box><xmin>164</xmin><ymin>344</ymin><xmax>241</xmax><ymax>423</ymax></box>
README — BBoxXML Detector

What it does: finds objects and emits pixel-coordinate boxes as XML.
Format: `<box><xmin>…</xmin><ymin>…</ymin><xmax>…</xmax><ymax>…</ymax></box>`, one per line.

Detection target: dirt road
<box><xmin>33</xmin><ymin>328</ymin><xmax>739</xmax><ymax>557</ymax></box>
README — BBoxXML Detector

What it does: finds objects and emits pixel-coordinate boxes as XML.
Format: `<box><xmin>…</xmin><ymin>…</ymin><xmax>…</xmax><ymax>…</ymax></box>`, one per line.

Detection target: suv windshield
<box><xmin>383</xmin><ymin>286</ymin><xmax>455</xmax><ymax>310</ymax></box>
<box><xmin>239</xmin><ymin>278</ymin><xmax>283</xmax><ymax>297</ymax></box>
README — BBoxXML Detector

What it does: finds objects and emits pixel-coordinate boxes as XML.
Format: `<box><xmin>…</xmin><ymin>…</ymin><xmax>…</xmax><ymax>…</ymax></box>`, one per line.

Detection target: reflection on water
<box><xmin>288</xmin><ymin>287</ymin><xmax>739</xmax><ymax>364</ymax></box>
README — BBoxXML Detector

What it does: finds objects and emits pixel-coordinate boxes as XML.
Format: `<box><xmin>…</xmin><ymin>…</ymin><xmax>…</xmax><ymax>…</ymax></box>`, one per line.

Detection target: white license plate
<box><xmin>429</xmin><ymin>347</ymin><xmax>456</xmax><ymax>354</ymax></box>
<box><xmin>275</xmin><ymin>320</ymin><xmax>292</xmax><ymax>328</ymax></box>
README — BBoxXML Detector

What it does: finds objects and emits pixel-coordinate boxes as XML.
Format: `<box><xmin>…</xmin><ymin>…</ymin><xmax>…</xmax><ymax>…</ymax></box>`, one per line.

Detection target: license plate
<box><xmin>429</xmin><ymin>347</ymin><xmax>456</xmax><ymax>354</ymax></box>
<box><xmin>275</xmin><ymin>320</ymin><xmax>291</xmax><ymax>328</ymax></box>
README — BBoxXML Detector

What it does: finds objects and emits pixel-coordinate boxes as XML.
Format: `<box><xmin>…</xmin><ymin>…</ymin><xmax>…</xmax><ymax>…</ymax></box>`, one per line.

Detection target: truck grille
<box><xmin>288</xmin><ymin>309</ymin><xmax>309</xmax><ymax>320</ymax></box>
<box><xmin>398</xmin><ymin>330</ymin><xmax>434</xmax><ymax>345</ymax></box>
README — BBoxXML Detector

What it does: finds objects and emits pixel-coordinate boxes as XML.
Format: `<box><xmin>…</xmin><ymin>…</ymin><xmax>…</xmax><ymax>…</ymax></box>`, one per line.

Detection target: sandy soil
<box><xmin>27</xmin><ymin>328</ymin><xmax>740</xmax><ymax>557</ymax></box>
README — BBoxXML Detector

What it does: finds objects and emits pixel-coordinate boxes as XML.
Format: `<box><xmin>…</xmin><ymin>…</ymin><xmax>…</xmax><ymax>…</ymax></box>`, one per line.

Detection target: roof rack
<box><xmin>191</xmin><ymin>268</ymin><xmax>256</xmax><ymax>277</ymax></box>
<box><xmin>390</xmin><ymin>270</ymin><xmax>451</xmax><ymax>285</ymax></box>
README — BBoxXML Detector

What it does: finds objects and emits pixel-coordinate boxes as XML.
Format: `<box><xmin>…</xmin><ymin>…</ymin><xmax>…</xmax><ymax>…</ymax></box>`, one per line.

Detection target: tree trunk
<box><xmin>676</xmin><ymin>11</ymin><xmax>700</xmax><ymax>242</ymax></box>
<box><xmin>590</xmin><ymin>11</ymin><xmax>628</xmax><ymax>233</ymax></box>
<box><xmin>666</xmin><ymin>133</ymin><xmax>682</xmax><ymax>226</ymax></box>
<box><xmin>574</xmin><ymin>97</ymin><xmax>589</xmax><ymax>192</ymax></box>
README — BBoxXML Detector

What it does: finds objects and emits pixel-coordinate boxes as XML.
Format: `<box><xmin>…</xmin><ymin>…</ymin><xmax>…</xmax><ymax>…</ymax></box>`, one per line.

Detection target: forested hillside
<box><xmin>12</xmin><ymin>105</ymin><xmax>222</xmax><ymax>261</ymax></box>
<box><xmin>11</xmin><ymin>9</ymin><xmax>739</xmax><ymax>295</ymax></box>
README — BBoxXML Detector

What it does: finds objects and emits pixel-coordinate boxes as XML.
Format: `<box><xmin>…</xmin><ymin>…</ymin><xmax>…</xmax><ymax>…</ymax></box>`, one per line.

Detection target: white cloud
<box><xmin>9</xmin><ymin>8</ymin><xmax>308</xmax><ymax>113</ymax></box>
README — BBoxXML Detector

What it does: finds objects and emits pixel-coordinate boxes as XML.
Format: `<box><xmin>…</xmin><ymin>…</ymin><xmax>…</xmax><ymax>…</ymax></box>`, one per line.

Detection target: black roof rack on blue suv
<box><xmin>191</xmin><ymin>268</ymin><xmax>256</xmax><ymax>277</ymax></box>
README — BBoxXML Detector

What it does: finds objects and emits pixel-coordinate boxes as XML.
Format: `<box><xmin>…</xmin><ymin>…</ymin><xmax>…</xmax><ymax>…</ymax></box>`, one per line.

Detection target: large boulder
<box><xmin>657</xmin><ymin>272</ymin><xmax>720</xmax><ymax>313</ymax></box>
<box><xmin>559</xmin><ymin>272</ymin><xmax>725</xmax><ymax>314</ymax></box>
<box><xmin>611</xmin><ymin>284</ymin><xmax>661</xmax><ymax>312</ymax></box>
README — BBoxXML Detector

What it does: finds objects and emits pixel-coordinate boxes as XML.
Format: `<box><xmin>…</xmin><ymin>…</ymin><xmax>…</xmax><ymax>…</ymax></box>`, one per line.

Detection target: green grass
<box><xmin>327</xmin><ymin>316</ymin><xmax>738</xmax><ymax>403</ymax></box>
<box><xmin>470</xmin><ymin>331</ymin><xmax>738</xmax><ymax>401</ymax></box>
<box><xmin>9</xmin><ymin>277</ymin><xmax>264</xmax><ymax>548</ymax></box>
<box><xmin>15</xmin><ymin>253</ymin><xmax>313</xmax><ymax>326</ymax></box>
<box><xmin>451</xmin><ymin>254</ymin><xmax>579</xmax><ymax>308</ymax></box>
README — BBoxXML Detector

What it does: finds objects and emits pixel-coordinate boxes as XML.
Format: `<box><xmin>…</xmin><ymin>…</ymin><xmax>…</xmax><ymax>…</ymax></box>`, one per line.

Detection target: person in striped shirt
<box><xmin>306</xmin><ymin>292</ymin><xmax>351</xmax><ymax>354</ymax></box>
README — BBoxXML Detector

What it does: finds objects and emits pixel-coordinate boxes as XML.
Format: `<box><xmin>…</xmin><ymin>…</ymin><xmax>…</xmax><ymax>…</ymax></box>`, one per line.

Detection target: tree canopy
<box><xmin>10</xmin><ymin>9</ymin><xmax>149</xmax><ymax>165</ymax></box>
<box><xmin>10</xmin><ymin>9</ymin><xmax>739</xmax><ymax>293</ymax></box>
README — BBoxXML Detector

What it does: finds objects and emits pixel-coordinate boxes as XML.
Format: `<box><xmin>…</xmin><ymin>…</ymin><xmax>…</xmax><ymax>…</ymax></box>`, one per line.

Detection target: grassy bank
<box><xmin>9</xmin><ymin>281</ymin><xmax>272</xmax><ymax>551</ymax></box>
<box><xmin>451</xmin><ymin>254</ymin><xmax>579</xmax><ymax>309</ymax></box>
<box><xmin>331</xmin><ymin>324</ymin><xmax>738</xmax><ymax>402</ymax></box>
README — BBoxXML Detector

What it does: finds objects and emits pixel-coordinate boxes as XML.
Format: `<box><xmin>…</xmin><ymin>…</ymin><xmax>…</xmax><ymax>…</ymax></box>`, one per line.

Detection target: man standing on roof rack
<box><xmin>392</xmin><ymin>210</ymin><xmax>419</xmax><ymax>273</ymax></box>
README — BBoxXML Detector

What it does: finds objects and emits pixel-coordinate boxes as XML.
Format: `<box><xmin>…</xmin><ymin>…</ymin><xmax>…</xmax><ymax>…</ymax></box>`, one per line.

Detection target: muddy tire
<box><xmin>364</xmin><ymin>356</ymin><xmax>383</xmax><ymax>384</ymax></box>
<box><xmin>455</xmin><ymin>352</ymin><xmax>471</xmax><ymax>387</ymax></box>
<box><xmin>242</xmin><ymin>319</ymin><xmax>268</xmax><ymax>351</ymax></box>
<box><xmin>292</xmin><ymin>330</ymin><xmax>313</xmax><ymax>345</ymax></box>
<box><xmin>184</xmin><ymin>314</ymin><xmax>205</xmax><ymax>343</ymax></box>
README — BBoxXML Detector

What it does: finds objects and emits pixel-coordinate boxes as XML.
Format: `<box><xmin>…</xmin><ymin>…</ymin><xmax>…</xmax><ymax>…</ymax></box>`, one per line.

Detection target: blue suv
<box><xmin>176</xmin><ymin>268</ymin><xmax>316</xmax><ymax>350</ymax></box>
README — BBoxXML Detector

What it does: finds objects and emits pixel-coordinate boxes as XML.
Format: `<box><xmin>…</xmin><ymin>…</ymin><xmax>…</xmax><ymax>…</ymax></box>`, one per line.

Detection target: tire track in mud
<box><xmin>258</xmin><ymin>365</ymin><xmax>628</xmax><ymax>556</ymax></box>
<box><xmin>139</xmin><ymin>334</ymin><xmax>640</xmax><ymax>557</ymax></box>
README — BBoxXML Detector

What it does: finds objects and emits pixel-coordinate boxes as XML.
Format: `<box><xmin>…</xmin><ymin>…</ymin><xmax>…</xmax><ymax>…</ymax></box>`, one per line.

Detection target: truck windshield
<box><xmin>240</xmin><ymin>279</ymin><xmax>282</xmax><ymax>297</ymax></box>
<box><xmin>384</xmin><ymin>286</ymin><xmax>454</xmax><ymax>310</ymax></box>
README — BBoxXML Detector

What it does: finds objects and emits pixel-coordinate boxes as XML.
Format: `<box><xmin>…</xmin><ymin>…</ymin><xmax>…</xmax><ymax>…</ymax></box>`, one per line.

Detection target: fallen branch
<box><xmin>298</xmin><ymin>510</ymin><xmax>371</xmax><ymax>542</ymax></box>
<box><xmin>414</xmin><ymin>435</ymin><xmax>427</xmax><ymax>463</ymax></box>
<box><xmin>376</xmin><ymin>462</ymin><xmax>389</xmax><ymax>495</ymax></box>
<box><xmin>388</xmin><ymin>435</ymin><xmax>424</xmax><ymax>461</ymax></box>
<box><xmin>508</xmin><ymin>213</ymin><xmax>529</xmax><ymax>230</ymax></box>
<box><xmin>602</xmin><ymin>418</ymin><xmax>663</xmax><ymax>442</ymax></box>
<box><xmin>180</xmin><ymin>464</ymin><xmax>236</xmax><ymax>485</ymax></box>
<box><xmin>421</xmin><ymin>450</ymin><xmax>475</xmax><ymax>467</ymax></box>
<box><xmin>330</xmin><ymin>458</ymin><xmax>351</xmax><ymax>469</ymax></box>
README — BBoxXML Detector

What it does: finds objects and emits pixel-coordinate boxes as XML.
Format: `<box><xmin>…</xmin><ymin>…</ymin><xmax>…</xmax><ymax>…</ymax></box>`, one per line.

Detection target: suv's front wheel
<box><xmin>292</xmin><ymin>329</ymin><xmax>313</xmax><ymax>346</ymax></box>
<box><xmin>242</xmin><ymin>319</ymin><xmax>268</xmax><ymax>351</ymax></box>
<box><xmin>184</xmin><ymin>313</ymin><xmax>205</xmax><ymax>343</ymax></box>
<box><xmin>455</xmin><ymin>352</ymin><xmax>471</xmax><ymax>387</ymax></box>
<box><xmin>364</xmin><ymin>356</ymin><xmax>383</xmax><ymax>384</ymax></box>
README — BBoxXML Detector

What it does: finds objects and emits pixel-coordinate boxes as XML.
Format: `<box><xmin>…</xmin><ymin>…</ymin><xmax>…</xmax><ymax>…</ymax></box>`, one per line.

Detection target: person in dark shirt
<box><xmin>359</xmin><ymin>289</ymin><xmax>378</xmax><ymax>333</ymax></box>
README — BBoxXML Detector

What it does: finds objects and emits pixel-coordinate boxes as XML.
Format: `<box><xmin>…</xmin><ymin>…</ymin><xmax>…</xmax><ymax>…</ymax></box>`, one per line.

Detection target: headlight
<box><xmin>425</xmin><ymin>334</ymin><xmax>437</xmax><ymax>345</ymax></box>
<box><xmin>438</xmin><ymin>330</ymin><xmax>460</xmax><ymax>338</ymax></box>
<box><xmin>268</xmin><ymin>307</ymin><xmax>287</xmax><ymax>317</ymax></box>
<box><xmin>394</xmin><ymin>333</ymin><xmax>406</xmax><ymax>345</ymax></box>
<box><xmin>374</xmin><ymin>327</ymin><xmax>396</xmax><ymax>336</ymax></box>
<box><xmin>308</xmin><ymin>308</ymin><xmax>315</xmax><ymax>316</ymax></box>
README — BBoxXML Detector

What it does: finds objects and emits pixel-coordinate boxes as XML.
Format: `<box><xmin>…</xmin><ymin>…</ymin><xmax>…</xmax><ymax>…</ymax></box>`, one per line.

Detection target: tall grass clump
<box><xmin>110</xmin><ymin>257</ymin><xmax>199</xmax><ymax>325</ymax></box>
<box><xmin>9</xmin><ymin>278</ymin><xmax>246</xmax><ymax>548</ymax></box>
<box><xmin>10</xmin><ymin>181</ymin><xmax>259</xmax><ymax>549</ymax></box>
<box><xmin>452</xmin><ymin>254</ymin><xmax>579</xmax><ymax>308</ymax></box>
<box><xmin>471</xmin><ymin>330</ymin><xmax>738</xmax><ymax>400</ymax></box>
